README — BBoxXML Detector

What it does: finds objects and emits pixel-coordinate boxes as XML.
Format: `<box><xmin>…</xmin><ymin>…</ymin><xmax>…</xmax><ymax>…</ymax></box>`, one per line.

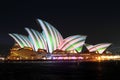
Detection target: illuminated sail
<box><xmin>85</xmin><ymin>43</ymin><xmax>111</xmax><ymax>54</ymax></box>
<box><xmin>95</xmin><ymin>43</ymin><xmax>111</xmax><ymax>54</ymax></box>
<box><xmin>85</xmin><ymin>44</ymin><xmax>97</xmax><ymax>52</ymax></box>
<box><xmin>58</xmin><ymin>35</ymin><xmax>86</xmax><ymax>52</ymax></box>
<box><xmin>37</xmin><ymin>19</ymin><xmax>63</xmax><ymax>53</ymax></box>
<box><xmin>9</xmin><ymin>33</ymin><xmax>33</xmax><ymax>48</ymax></box>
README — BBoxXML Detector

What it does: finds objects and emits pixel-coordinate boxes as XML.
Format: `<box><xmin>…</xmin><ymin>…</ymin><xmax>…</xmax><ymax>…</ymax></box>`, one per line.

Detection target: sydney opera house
<box><xmin>7</xmin><ymin>19</ymin><xmax>112</xmax><ymax>61</ymax></box>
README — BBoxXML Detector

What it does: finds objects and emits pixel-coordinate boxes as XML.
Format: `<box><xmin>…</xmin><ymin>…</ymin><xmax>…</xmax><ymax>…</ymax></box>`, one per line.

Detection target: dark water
<box><xmin>0</xmin><ymin>61</ymin><xmax>120</xmax><ymax>80</ymax></box>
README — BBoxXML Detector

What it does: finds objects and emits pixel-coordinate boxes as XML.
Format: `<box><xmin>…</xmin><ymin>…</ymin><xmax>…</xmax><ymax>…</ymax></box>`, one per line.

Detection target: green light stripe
<box><xmin>66</xmin><ymin>41</ymin><xmax>84</xmax><ymax>50</ymax></box>
<box><xmin>61</xmin><ymin>36</ymin><xmax>81</xmax><ymax>49</ymax></box>
<box><xmin>76</xmin><ymin>46</ymin><xmax>83</xmax><ymax>52</ymax></box>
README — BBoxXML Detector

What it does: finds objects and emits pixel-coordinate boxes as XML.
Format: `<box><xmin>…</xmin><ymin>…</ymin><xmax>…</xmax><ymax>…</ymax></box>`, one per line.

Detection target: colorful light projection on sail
<box><xmin>58</xmin><ymin>35</ymin><xmax>86</xmax><ymax>52</ymax></box>
<box><xmin>85</xmin><ymin>43</ymin><xmax>111</xmax><ymax>54</ymax></box>
<box><xmin>37</xmin><ymin>19</ymin><xmax>63</xmax><ymax>53</ymax></box>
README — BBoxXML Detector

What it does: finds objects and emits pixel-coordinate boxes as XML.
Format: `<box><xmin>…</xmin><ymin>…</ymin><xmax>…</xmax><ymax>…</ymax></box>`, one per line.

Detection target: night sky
<box><xmin>0</xmin><ymin>1</ymin><xmax>120</xmax><ymax>48</ymax></box>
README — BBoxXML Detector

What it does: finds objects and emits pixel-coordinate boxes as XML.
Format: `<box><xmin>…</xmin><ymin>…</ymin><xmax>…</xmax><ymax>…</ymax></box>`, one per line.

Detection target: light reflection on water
<box><xmin>0</xmin><ymin>61</ymin><xmax>120</xmax><ymax>80</ymax></box>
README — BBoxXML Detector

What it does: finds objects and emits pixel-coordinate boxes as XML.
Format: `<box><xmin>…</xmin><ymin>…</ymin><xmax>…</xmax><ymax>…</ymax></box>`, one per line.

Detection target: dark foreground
<box><xmin>0</xmin><ymin>60</ymin><xmax>120</xmax><ymax>80</ymax></box>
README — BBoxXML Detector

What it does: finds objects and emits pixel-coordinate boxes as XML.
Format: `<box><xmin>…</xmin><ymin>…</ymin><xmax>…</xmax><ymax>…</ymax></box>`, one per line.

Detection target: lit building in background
<box><xmin>8</xmin><ymin>19</ymin><xmax>112</xmax><ymax>60</ymax></box>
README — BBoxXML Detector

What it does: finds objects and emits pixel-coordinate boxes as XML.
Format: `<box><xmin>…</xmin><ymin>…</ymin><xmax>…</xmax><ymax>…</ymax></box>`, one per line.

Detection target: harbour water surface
<box><xmin>0</xmin><ymin>61</ymin><xmax>120</xmax><ymax>80</ymax></box>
